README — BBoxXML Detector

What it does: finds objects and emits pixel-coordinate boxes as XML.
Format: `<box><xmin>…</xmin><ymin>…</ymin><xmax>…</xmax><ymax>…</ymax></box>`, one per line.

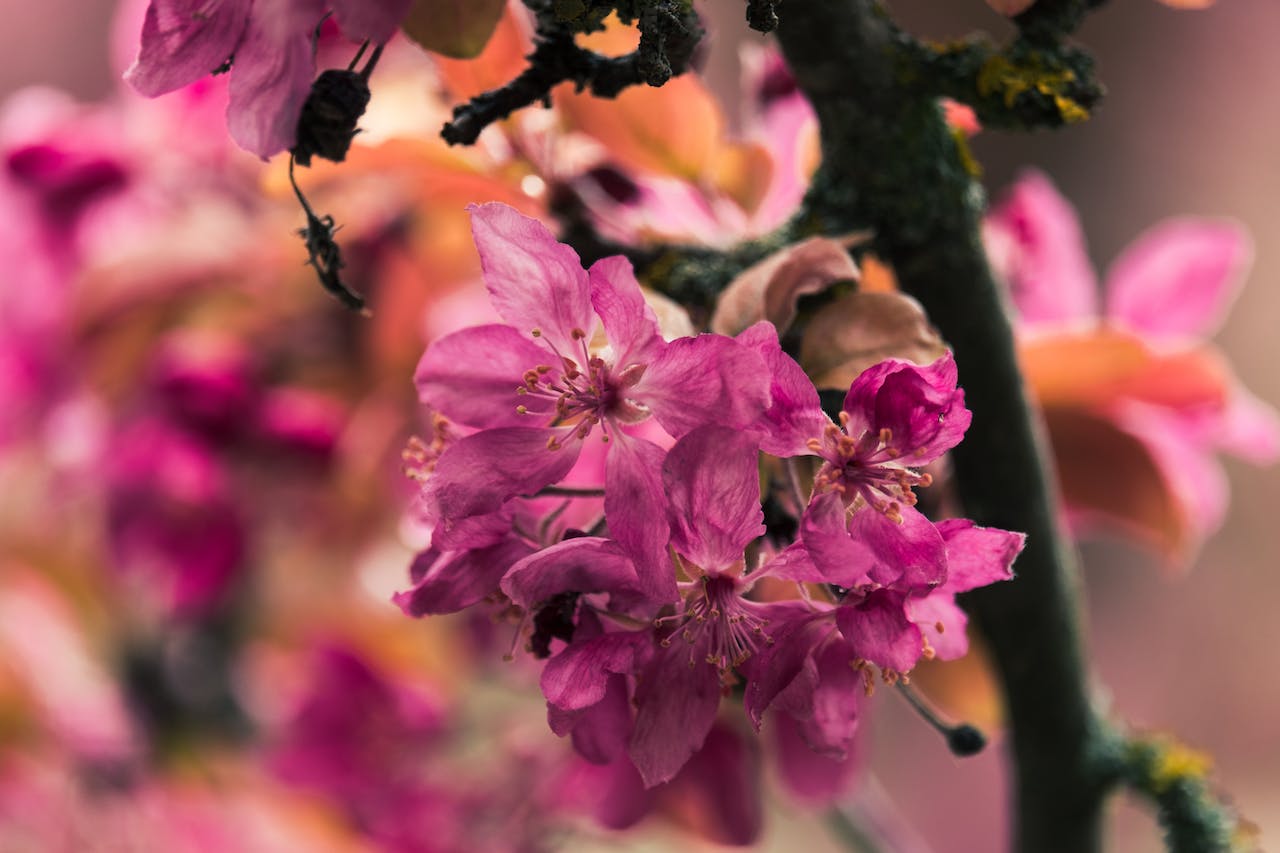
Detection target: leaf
<box><xmin>401</xmin><ymin>0</ymin><xmax>507</xmax><ymax>60</ymax></box>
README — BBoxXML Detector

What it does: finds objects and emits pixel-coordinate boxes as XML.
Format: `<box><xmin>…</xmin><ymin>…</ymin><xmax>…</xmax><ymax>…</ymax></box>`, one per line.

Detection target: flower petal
<box><xmin>842</xmin><ymin>354</ymin><xmax>971</xmax><ymax>463</ymax></box>
<box><xmin>225</xmin><ymin>6</ymin><xmax>320</xmax><ymax>158</ymax></box>
<box><xmin>125</xmin><ymin>0</ymin><xmax>252</xmax><ymax>97</ymax></box>
<box><xmin>542</xmin><ymin>630</ymin><xmax>650</xmax><ymax>712</ymax></box>
<box><xmin>1104</xmin><ymin>219</ymin><xmax>1251</xmax><ymax>341</ymax></box>
<box><xmin>835</xmin><ymin>591</ymin><xmax>922</xmax><ymax>673</ymax></box>
<box><xmin>736</xmin><ymin>321</ymin><xmax>828</xmax><ymax>457</ymax></box>
<box><xmin>771</xmin><ymin>710</ymin><xmax>858</xmax><ymax>805</ymax></box>
<box><xmin>468</xmin><ymin>203</ymin><xmax>594</xmax><ymax>357</ymax></box>
<box><xmin>663</xmin><ymin>426</ymin><xmax>764</xmax><ymax>572</ymax></box>
<box><xmin>588</xmin><ymin>255</ymin><xmax>662</xmax><ymax>368</ymax></box>
<box><xmin>393</xmin><ymin>537</ymin><xmax>533</xmax><ymax>616</ymax></box>
<box><xmin>501</xmin><ymin>537</ymin><xmax>640</xmax><ymax>608</ymax></box>
<box><xmin>415</xmin><ymin>324</ymin><xmax>557</xmax><ymax>428</ymax></box>
<box><xmin>984</xmin><ymin>170</ymin><xmax>1099</xmax><ymax>329</ymax></box>
<box><xmin>848</xmin><ymin>505</ymin><xmax>948</xmax><ymax>591</ymax></box>
<box><xmin>330</xmin><ymin>0</ymin><xmax>412</xmax><ymax>42</ymax></box>
<box><xmin>935</xmin><ymin>519</ymin><xmax>1024</xmax><ymax>593</ymax></box>
<box><xmin>798</xmin><ymin>492</ymin><xmax>878</xmax><ymax>588</ymax></box>
<box><xmin>605</xmin><ymin>434</ymin><xmax>674</xmax><ymax>602</ymax></box>
<box><xmin>637</xmin><ymin>334</ymin><xmax>771</xmax><ymax>437</ymax></box>
<box><xmin>422</xmin><ymin>428</ymin><xmax>581</xmax><ymax>536</ymax></box>
<box><xmin>909</xmin><ymin>592</ymin><xmax>972</xmax><ymax>661</ymax></box>
<box><xmin>629</xmin><ymin>646</ymin><xmax>722</xmax><ymax>786</ymax></box>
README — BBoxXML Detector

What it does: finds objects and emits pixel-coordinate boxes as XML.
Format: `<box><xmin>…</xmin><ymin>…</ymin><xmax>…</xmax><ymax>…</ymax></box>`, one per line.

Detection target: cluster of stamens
<box><xmin>514</xmin><ymin>327</ymin><xmax>644</xmax><ymax>450</ymax></box>
<box><xmin>807</xmin><ymin>412</ymin><xmax>933</xmax><ymax>523</ymax></box>
<box><xmin>402</xmin><ymin>414</ymin><xmax>452</xmax><ymax>482</ymax></box>
<box><xmin>657</xmin><ymin>575</ymin><xmax>773</xmax><ymax>678</ymax></box>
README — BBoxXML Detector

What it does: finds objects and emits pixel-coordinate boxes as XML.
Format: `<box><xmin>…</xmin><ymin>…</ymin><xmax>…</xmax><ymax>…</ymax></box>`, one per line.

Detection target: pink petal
<box><xmin>604</xmin><ymin>434</ymin><xmax>674</xmax><ymax>602</ymax></box>
<box><xmin>843</xmin><ymin>354</ymin><xmax>971</xmax><ymax>464</ymax></box>
<box><xmin>848</xmin><ymin>506</ymin><xmax>948</xmax><ymax>591</ymax></box>
<box><xmin>745</xmin><ymin>613</ymin><xmax>832</xmax><ymax>727</ymax></box>
<box><xmin>984</xmin><ymin>170</ymin><xmax>1099</xmax><ymax>328</ymax></box>
<box><xmin>798</xmin><ymin>492</ymin><xmax>878</xmax><ymax>588</ymax></box>
<box><xmin>561</xmin><ymin>673</ymin><xmax>633</xmax><ymax>764</ymax></box>
<box><xmin>125</xmin><ymin>0</ymin><xmax>252</xmax><ymax>97</ymax></box>
<box><xmin>1104</xmin><ymin>219</ymin><xmax>1251</xmax><ymax>340</ymax></box>
<box><xmin>636</xmin><ymin>334</ymin><xmax>772</xmax><ymax>437</ymax></box>
<box><xmin>415</xmin><ymin>324</ymin><xmax>557</xmax><ymax>429</ymax></box>
<box><xmin>659</xmin><ymin>723</ymin><xmax>764</xmax><ymax>846</ymax></box>
<box><xmin>908</xmin><ymin>592</ymin><xmax>971</xmax><ymax>661</ymax></box>
<box><xmin>469</xmin><ymin>203</ymin><xmax>595</xmax><ymax>357</ymax></box>
<box><xmin>736</xmin><ymin>321</ymin><xmax>829</xmax><ymax>457</ymax></box>
<box><xmin>935</xmin><ymin>518</ymin><xmax>1024</xmax><ymax>593</ymax></box>
<box><xmin>629</xmin><ymin>645</ymin><xmax>722</xmax><ymax>786</ymax></box>
<box><xmin>835</xmin><ymin>592</ymin><xmax>922</xmax><ymax>673</ymax></box>
<box><xmin>771</xmin><ymin>710</ymin><xmax>858</xmax><ymax>805</ymax></box>
<box><xmin>779</xmin><ymin>640</ymin><xmax>864</xmax><ymax>758</ymax></box>
<box><xmin>1218</xmin><ymin>387</ymin><xmax>1280</xmax><ymax>464</ymax></box>
<box><xmin>756</xmin><ymin>541</ymin><xmax>829</xmax><ymax>585</ymax></box>
<box><xmin>541</xmin><ymin>630</ymin><xmax>650</xmax><ymax>712</ymax></box>
<box><xmin>329</xmin><ymin>0</ymin><xmax>412</xmax><ymax>42</ymax></box>
<box><xmin>225</xmin><ymin>7</ymin><xmax>320</xmax><ymax>158</ymax></box>
<box><xmin>588</xmin><ymin>255</ymin><xmax>662</xmax><ymax>368</ymax></box>
<box><xmin>393</xmin><ymin>537</ymin><xmax>534</xmax><ymax>616</ymax></box>
<box><xmin>663</xmin><ymin>426</ymin><xmax>764</xmax><ymax>572</ymax></box>
<box><xmin>501</xmin><ymin>537</ymin><xmax>640</xmax><ymax>608</ymax></box>
<box><xmin>422</xmin><ymin>427</ymin><xmax>581</xmax><ymax>535</ymax></box>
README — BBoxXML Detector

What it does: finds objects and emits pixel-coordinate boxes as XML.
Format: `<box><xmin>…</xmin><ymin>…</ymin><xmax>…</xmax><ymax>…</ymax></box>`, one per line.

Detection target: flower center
<box><xmin>515</xmin><ymin>328</ymin><xmax>649</xmax><ymax>448</ymax></box>
<box><xmin>659</xmin><ymin>575</ymin><xmax>772</xmax><ymax>676</ymax></box>
<box><xmin>807</xmin><ymin>412</ymin><xmax>932</xmax><ymax>522</ymax></box>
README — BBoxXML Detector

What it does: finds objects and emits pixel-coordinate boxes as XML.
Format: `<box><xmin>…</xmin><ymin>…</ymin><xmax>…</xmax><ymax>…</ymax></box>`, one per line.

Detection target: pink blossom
<box><xmin>415</xmin><ymin>204</ymin><xmax>770</xmax><ymax>599</ymax></box>
<box><xmin>985</xmin><ymin>170</ymin><xmax>1278</xmax><ymax>563</ymax></box>
<box><xmin>125</xmin><ymin>0</ymin><xmax>411</xmax><ymax>158</ymax></box>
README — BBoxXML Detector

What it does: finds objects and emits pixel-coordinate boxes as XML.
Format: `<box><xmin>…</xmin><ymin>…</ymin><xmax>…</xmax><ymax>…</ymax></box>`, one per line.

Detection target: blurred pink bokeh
<box><xmin>2</xmin><ymin>1</ymin><xmax>1276</xmax><ymax>850</ymax></box>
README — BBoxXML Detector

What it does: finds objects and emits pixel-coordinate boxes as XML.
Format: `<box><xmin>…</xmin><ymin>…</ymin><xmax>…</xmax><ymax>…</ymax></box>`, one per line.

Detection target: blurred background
<box><xmin>0</xmin><ymin>1</ymin><xmax>1274</xmax><ymax>850</ymax></box>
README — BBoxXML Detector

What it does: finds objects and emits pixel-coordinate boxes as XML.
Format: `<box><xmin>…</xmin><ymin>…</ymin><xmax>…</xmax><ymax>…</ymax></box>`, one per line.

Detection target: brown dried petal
<box><xmin>710</xmin><ymin>236</ymin><xmax>864</xmax><ymax>336</ymax></box>
<box><xmin>799</xmin><ymin>291</ymin><xmax>947</xmax><ymax>390</ymax></box>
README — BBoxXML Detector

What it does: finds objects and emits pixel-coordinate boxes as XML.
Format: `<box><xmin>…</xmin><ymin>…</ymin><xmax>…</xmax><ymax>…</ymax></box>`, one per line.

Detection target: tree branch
<box><xmin>774</xmin><ymin>2</ymin><xmax>1108</xmax><ymax>850</ymax></box>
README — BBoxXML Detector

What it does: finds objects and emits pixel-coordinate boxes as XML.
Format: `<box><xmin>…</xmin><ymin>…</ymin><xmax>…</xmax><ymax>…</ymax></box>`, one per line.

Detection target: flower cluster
<box><xmin>397</xmin><ymin>205</ymin><xmax>1025</xmax><ymax>826</ymax></box>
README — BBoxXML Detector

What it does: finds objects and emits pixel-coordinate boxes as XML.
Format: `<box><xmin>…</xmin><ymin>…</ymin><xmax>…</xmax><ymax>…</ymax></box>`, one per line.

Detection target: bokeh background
<box><xmin>1</xmin><ymin>1</ymin><xmax>1275</xmax><ymax>850</ymax></box>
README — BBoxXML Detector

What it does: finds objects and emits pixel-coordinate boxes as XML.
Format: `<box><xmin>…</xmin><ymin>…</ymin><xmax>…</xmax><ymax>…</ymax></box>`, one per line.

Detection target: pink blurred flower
<box><xmin>985</xmin><ymin>170</ymin><xmax>1278</xmax><ymax>565</ymax></box>
<box><xmin>125</xmin><ymin>0</ymin><xmax>411</xmax><ymax>158</ymax></box>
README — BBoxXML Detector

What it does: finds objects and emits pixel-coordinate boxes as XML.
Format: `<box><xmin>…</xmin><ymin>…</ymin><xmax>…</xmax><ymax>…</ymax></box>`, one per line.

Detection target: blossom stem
<box><xmin>823</xmin><ymin>805</ymin><xmax>887</xmax><ymax>853</ymax></box>
<box><xmin>533</xmin><ymin>485</ymin><xmax>606</xmax><ymax>498</ymax></box>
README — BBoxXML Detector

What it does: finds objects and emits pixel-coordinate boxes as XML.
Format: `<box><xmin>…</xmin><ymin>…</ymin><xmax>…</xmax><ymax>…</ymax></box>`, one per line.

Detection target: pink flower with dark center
<box><xmin>417</xmin><ymin>204</ymin><xmax>770</xmax><ymax>599</ymax></box>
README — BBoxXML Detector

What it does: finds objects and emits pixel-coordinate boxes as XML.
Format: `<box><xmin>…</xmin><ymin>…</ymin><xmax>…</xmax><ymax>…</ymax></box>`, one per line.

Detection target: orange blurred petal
<box><xmin>1045</xmin><ymin>407</ymin><xmax>1188</xmax><ymax>560</ymax></box>
<box><xmin>557</xmin><ymin>74</ymin><xmax>723</xmax><ymax>180</ymax></box>
<box><xmin>433</xmin><ymin>4</ymin><xmax>532</xmax><ymax>101</ymax></box>
<box><xmin>712</xmin><ymin>141</ymin><xmax>774</xmax><ymax>218</ymax></box>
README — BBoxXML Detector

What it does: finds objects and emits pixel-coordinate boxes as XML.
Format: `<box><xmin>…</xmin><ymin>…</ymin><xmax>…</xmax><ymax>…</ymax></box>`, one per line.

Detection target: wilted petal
<box><xmin>469</xmin><ymin>203</ymin><xmax>594</xmax><ymax>356</ymax></box>
<box><xmin>1104</xmin><ymin>219</ymin><xmax>1251</xmax><ymax>341</ymax></box>
<box><xmin>125</xmin><ymin>0</ymin><xmax>252</xmax><ymax>97</ymax></box>
<box><xmin>502</xmin><ymin>537</ymin><xmax>640</xmax><ymax>608</ymax></box>
<box><xmin>663</xmin><ymin>426</ymin><xmax>764</xmax><ymax>571</ymax></box>
<box><xmin>799</xmin><ymin>291</ymin><xmax>948</xmax><ymax>392</ymax></box>
<box><xmin>638</xmin><ymin>334</ymin><xmax>771</xmax><ymax>437</ymax></box>
<box><xmin>423</xmin><ymin>427</ymin><xmax>581</xmax><ymax>532</ymax></box>
<box><xmin>400</xmin><ymin>0</ymin><xmax>507</xmax><ymax>58</ymax></box>
<box><xmin>630</xmin><ymin>645</ymin><xmax>722</xmax><ymax>786</ymax></box>
<box><xmin>984</xmin><ymin>170</ymin><xmax>1099</xmax><ymax>328</ymax></box>
<box><xmin>709</xmin><ymin>237</ymin><xmax>859</xmax><ymax>336</ymax></box>
<box><xmin>393</xmin><ymin>537</ymin><xmax>533</xmax><ymax>616</ymax></box>
<box><xmin>985</xmin><ymin>0</ymin><xmax>1037</xmax><ymax>14</ymax></box>
<box><xmin>415</xmin><ymin>324</ymin><xmax>557</xmax><ymax>428</ymax></box>
<box><xmin>835</xmin><ymin>591</ymin><xmax>922</xmax><ymax>674</ymax></box>
<box><xmin>589</xmin><ymin>255</ymin><xmax>662</xmax><ymax>368</ymax></box>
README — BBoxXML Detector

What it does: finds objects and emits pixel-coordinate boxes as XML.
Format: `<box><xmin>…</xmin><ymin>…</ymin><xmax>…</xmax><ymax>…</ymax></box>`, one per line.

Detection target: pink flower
<box><xmin>985</xmin><ymin>170</ymin><xmax>1278</xmax><ymax>564</ymax></box>
<box><xmin>415</xmin><ymin>203</ymin><xmax>770</xmax><ymax>599</ymax></box>
<box><xmin>125</xmin><ymin>0</ymin><xmax>411</xmax><ymax>158</ymax></box>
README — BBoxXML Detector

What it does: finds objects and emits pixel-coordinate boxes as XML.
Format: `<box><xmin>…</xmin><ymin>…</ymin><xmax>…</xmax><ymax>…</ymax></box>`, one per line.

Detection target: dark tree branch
<box><xmin>441</xmin><ymin>0</ymin><xmax>701</xmax><ymax>146</ymax></box>
<box><xmin>773</xmin><ymin>2</ymin><xmax>1107</xmax><ymax>851</ymax></box>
